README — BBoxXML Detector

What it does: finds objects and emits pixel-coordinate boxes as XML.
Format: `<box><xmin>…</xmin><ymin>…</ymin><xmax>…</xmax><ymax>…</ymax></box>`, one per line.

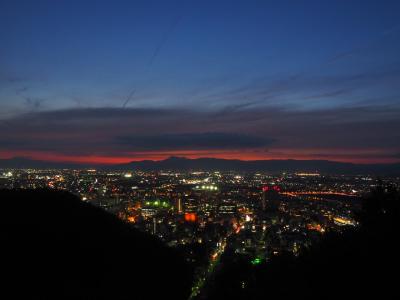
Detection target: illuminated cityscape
<box><xmin>1</xmin><ymin>0</ymin><xmax>399</xmax><ymax>298</ymax></box>
<box><xmin>2</xmin><ymin>167</ymin><xmax>397</xmax><ymax>298</ymax></box>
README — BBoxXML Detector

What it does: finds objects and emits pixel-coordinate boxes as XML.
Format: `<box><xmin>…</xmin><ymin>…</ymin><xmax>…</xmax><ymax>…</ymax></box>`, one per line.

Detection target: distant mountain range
<box><xmin>1</xmin><ymin>156</ymin><xmax>399</xmax><ymax>175</ymax></box>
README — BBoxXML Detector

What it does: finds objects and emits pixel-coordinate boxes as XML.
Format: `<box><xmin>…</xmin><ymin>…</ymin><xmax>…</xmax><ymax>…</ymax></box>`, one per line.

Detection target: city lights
<box><xmin>1</xmin><ymin>167</ymin><xmax>391</xmax><ymax>299</ymax></box>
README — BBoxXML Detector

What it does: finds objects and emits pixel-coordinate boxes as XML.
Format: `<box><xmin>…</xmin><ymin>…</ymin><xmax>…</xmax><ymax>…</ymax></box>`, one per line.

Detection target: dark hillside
<box><xmin>0</xmin><ymin>189</ymin><xmax>192</xmax><ymax>300</ymax></box>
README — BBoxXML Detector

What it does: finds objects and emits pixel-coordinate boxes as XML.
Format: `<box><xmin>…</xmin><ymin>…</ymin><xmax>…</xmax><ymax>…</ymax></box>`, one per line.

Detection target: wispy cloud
<box><xmin>23</xmin><ymin>97</ymin><xmax>45</xmax><ymax>110</ymax></box>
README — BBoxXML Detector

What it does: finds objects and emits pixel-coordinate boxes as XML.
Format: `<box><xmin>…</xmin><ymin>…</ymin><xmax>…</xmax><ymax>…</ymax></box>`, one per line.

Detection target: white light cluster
<box><xmin>195</xmin><ymin>185</ymin><xmax>218</xmax><ymax>190</ymax></box>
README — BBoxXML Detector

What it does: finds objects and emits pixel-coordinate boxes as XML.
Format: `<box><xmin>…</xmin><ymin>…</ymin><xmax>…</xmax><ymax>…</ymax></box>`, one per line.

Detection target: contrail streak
<box><xmin>122</xmin><ymin>15</ymin><xmax>182</xmax><ymax>108</ymax></box>
<box><xmin>122</xmin><ymin>88</ymin><xmax>137</xmax><ymax>109</ymax></box>
<box><xmin>147</xmin><ymin>15</ymin><xmax>182</xmax><ymax>67</ymax></box>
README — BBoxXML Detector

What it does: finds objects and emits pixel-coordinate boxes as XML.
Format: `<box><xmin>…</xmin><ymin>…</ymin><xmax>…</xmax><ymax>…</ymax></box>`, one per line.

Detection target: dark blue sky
<box><xmin>1</xmin><ymin>0</ymin><xmax>400</xmax><ymax>163</ymax></box>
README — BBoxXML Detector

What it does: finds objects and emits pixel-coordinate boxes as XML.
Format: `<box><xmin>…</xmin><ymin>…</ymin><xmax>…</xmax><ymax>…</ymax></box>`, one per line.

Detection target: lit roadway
<box><xmin>189</xmin><ymin>226</ymin><xmax>241</xmax><ymax>300</ymax></box>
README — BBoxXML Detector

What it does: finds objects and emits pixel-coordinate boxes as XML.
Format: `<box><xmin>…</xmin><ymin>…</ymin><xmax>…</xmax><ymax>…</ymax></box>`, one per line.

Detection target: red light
<box><xmin>273</xmin><ymin>186</ymin><xmax>281</xmax><ymax>192</ymax></box>
<box><xmin>263</xmin><ymin>185</ymin><xmax>281</xmax><ymax>192</ymax></box>
<box><xmin>184</xmin><ymin>213</ymin><xmax>197</xmax><ymax>222</ymax></box>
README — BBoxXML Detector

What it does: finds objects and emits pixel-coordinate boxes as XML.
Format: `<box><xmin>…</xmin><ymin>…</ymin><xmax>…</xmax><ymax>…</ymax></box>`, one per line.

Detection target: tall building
<box><xmin>262</xmin><ymin>185</ymin><xmax>281</xmax><ymax>212</ymax></box>
<box><xmin>175</xmin><ymin>197</ymin><xmax>182</xmax><ymax>213</ymax></box>
<box><xmin>153</xmin><ymin>217</ymin><xmax>157</xmax><ymax>235</ymax></box>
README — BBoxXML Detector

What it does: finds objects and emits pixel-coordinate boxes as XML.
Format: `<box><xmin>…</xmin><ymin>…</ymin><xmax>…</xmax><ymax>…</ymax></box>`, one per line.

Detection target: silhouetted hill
<box><xmin>114</xmin><ymin>156</ymin><xmax>400</xmax><ymax>175</ymax></box>
<box><xmin>0</xmin><ymin>189</ymin><xmax>192</xmax><ymax>300</ymax></box>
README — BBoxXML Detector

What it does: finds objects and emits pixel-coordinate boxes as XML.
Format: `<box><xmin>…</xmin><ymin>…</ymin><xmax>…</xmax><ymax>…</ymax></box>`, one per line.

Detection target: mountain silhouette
<box><xmin>2</xmin><ymin>156</ymin><xmax>399</xmax><ymax>175</ymax></box>
<box><xmin>114</xmin><ymin>156</ymin><xmax>400</xmax><ymax>175</ymax></box>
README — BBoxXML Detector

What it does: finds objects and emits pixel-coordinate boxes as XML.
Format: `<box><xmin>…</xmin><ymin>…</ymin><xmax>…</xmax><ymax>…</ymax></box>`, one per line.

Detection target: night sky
<box><xmin>1</xmin><ymin>0</ymin><xmax>400</xmax><ymax>164</ymax></box>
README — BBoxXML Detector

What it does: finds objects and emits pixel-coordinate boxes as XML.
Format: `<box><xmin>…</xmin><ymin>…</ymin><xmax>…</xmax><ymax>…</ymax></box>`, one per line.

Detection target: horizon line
<box><xmin>1</xmin><ymin>155</ymin><xmax>399</xmax><ymax>166</ymax></box>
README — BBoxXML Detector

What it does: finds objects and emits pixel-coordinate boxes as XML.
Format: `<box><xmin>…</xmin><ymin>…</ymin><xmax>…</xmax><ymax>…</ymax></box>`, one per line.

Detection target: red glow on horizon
<box><xmin>0</xmin><ymin>148</ymin><xmax>398</xmax><ymax>165</ymax></box>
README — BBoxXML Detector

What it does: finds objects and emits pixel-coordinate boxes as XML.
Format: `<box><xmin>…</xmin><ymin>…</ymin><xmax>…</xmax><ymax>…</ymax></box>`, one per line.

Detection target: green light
<box><xmin>154</xmin><ymin>201</ymin><xmax>159</xmax><ymax>206</ymax></box>
<box><xmin>251</xmin><ymin>258</ymin><xmax>262</xmax><ymax>265</ymax></box>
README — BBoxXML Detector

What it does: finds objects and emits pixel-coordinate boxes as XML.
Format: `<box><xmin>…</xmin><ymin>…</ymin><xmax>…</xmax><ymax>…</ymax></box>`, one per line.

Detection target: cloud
<box><xmin>190</xmin><ymin>62</ymin><xmax>400</xmax><ymax>111</ymax></box>
<box><xmin>0</xmin><ymin>106</ymin><xmax>399</xmax><ymax>161</ymax></box>
<box><xmin>0</xmin><ymin>75</ymin><xmax>26</xmax><ymax>84</ymax></box>
<box><xmin>302</xmin><ymin>89</ymin><xmax>352</xmax><ymax>100</ymax></box>
<box><xmin>117</xmin><ymin>132</ymin><xmax>275</xmax><ymax>150</ymax></box>
<box><xmin>16</xmin><ymin>86</ymin><xmax>29</xmax><ymax>95</ymax></box>
<box><xmin>24</xmin><ymin>97</ymin><xmax>45</xmax><ymax>110</ymax></box>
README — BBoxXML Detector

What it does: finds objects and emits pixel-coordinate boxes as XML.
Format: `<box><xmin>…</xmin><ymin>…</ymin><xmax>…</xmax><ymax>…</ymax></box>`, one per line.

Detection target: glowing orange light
<box><xmin>184</xmin><ymin>213</ymin><xmax>197</xmax><ymax>222</ymax></box>
<box><xmin>307</xmin><ymin>223</ymin><xmax>325</xmax><ymax>232</ymax></box>
<box><xmin>127</xmin><ymin>216</ymin><xmax>136</xmax><ymax>223</ymax></box>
